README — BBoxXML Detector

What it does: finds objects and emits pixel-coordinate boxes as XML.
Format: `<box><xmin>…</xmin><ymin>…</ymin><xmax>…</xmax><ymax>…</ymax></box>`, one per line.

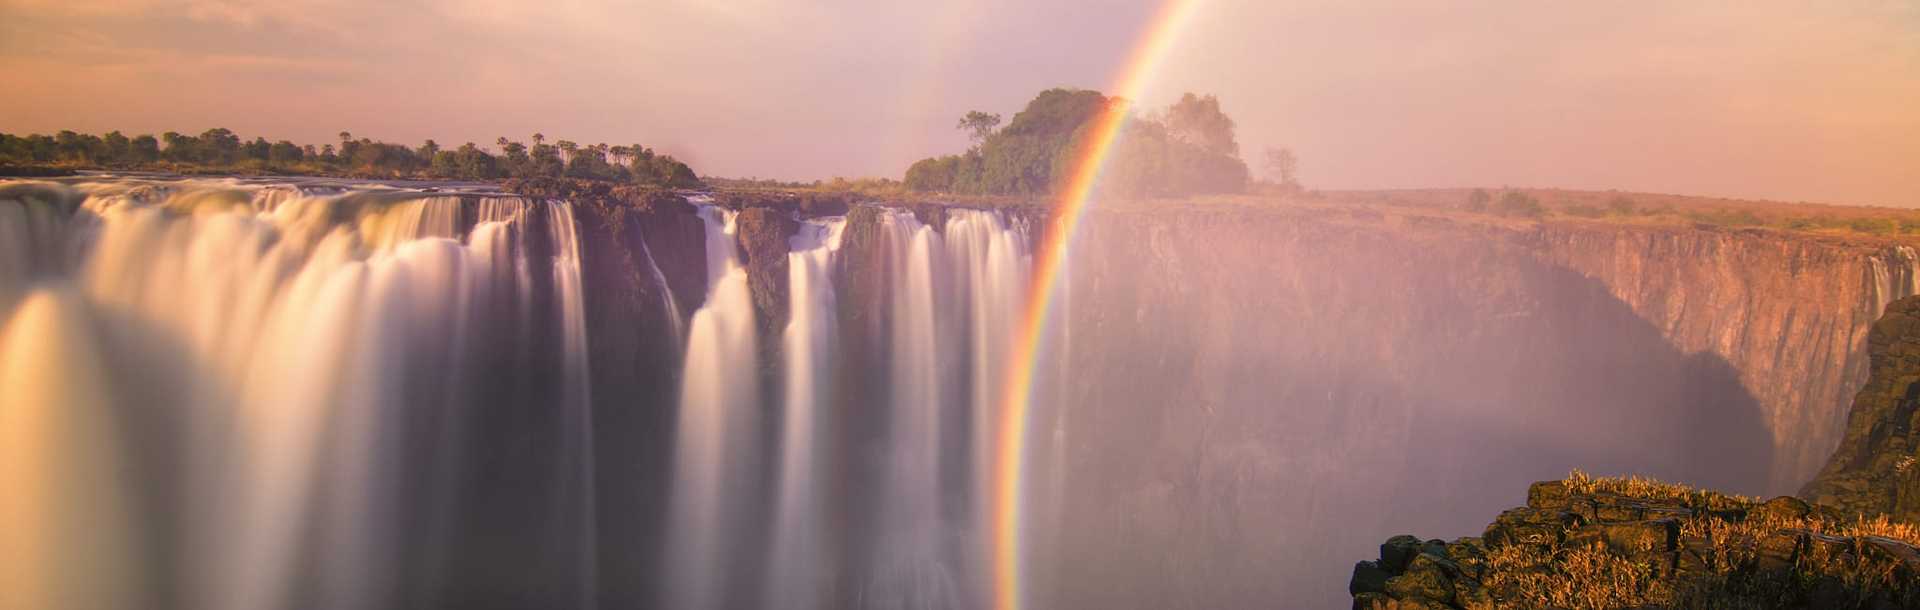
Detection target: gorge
<box><xmin>2</xmin><ymin>175</ymin><xmax>1916</xmax><ymax>610</ymax></box>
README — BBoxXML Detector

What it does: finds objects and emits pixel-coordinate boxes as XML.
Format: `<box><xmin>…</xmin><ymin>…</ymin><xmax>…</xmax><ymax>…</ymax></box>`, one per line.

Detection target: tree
<box><xmin>269</xmin><ymin>140</ymin><xmax>304</xmax><ymax>165</ymax></box>
<box><xmin>1495</xmin><ymin>191</ymin><xmax>1545</xmax><ymax>218</ymax></box>
<box><xmin>905</xmin><ymin>155</ymin><xmax>961</xmax><ymax>192</ymax></box>
<box><xmin>1467</xmin><ymin>189</ymin><xmax>1491</xmax><ymax>212</ymax></box>
<box><xmin>417</xmin><ymin>139</ymin><xmax>441</xmax><ymax>161</ymax></box>
<box><xmin>1165</xmin><ymin>93</ymin><xmax>1238</xmax><ymax>157</ymax></box>
<box><xmin>957</xmin><ymin>111</ymin><xmax>1002</xmax><ymax>145</ymax></box>
<box><xmin>103</xmin><ymin>131</ymin><xmax>131</xmax><ymax>163</ymax></box>
<box><xmin>130</xmin><ymin>135</ymin><xmax>160</xmax><ymax>162</ymax></box>
<box><xmin>1264</xmin><ymin>147</ymin><xmax>1299</xmax><ymax>190</ymax></box>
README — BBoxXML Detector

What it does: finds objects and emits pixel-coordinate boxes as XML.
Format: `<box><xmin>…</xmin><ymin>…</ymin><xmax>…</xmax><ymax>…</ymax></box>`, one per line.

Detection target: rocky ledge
<box><xmin>1803</xmin><ymin>295</ymin><xmax>1920</xmax><ymax>522</ymax></box>
<box><xmin>1350</xmin><ymin>292</ymin><xmax>1920</xmax><ymax>609</ymax></box>
<box><xmin>1350</xmin><ymin>475</ymin><xmax>1920</xmax><ymax>609</ymax></box>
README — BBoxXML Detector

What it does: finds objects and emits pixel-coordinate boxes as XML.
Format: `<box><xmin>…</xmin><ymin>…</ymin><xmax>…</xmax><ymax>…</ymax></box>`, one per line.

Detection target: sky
<box><xmin>2</xmin><ymin>0</ymin><xmax>1916</xmax><ymax>206</ymax></box>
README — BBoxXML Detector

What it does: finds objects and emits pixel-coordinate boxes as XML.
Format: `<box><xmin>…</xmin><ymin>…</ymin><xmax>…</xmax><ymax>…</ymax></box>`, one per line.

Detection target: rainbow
<box><xmin>990</xmin><ymin>1</ymin><xmax>1203</xmax><ymax>609</ymax></box>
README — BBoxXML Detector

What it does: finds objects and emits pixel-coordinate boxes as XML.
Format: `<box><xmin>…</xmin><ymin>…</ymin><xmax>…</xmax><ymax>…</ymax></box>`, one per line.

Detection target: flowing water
<box><xmin>10</xmin><ymin>173</ymin><xmax>1912</xmax><ymax>610</ymax></box>
<box><xmin>0</xmin><ymin>175</ymin><xmax>1037</xmax><ymax>610</ymax></box>
<box><xmin>0</xmin><ymin>177</ymin><xmax>598</xmax><ymax>610</ymax></box>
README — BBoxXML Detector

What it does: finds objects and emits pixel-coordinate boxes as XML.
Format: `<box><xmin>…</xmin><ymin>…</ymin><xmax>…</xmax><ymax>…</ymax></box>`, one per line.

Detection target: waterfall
<box><xmin>765</xmin><ymin>217</ymin><xmax>847</xmax><ymax>610</ymax></box>
<box><xmin>665</xmin><ymin>204</ymin><xmax>762</xmax><ymax>610</ymax></box>
<box><xmin>639</xmin><ymin>234</ymin><xmax>686</xmax><ymax>346</ymax></box>
<box><xmin>845</xmin><ymin>208</ymin><xmax>1030</xmax><ymax>609</ymax></box>
<box><xmin>0</xmin><ymin>178</ymin><xmax>596</xmax><ymax>610</ymax></box>
<box><xmin>943</xmin><ymin>210</ymin><xmax>1030</xmax><ymax>525</ymax></box>
<box><xmin>0</xmin><ymin>286</ymin><xmax>140</xmax><ymax>610</ymax></box>
<box><xmin>4</xmin><ymin>176</ymin><xmax>1043</xmax><ymax>610</ymax></box>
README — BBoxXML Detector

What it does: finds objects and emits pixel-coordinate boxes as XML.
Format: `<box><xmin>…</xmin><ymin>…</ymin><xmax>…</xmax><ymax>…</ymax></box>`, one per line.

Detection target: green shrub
<box><xmin>1606</xmin><ymin>196</ymin><xmax>1636</xmax><ymax>216</ymax></box>
<box><xmin>1563</xmin><ymin>203</ymin><xmax>1604</xmax><ymax>218</ymax></box>
<box><xmin>1495</xmin><ymin>191</ymin><xmax>1545</xmax><ymax>218</ymax></box>
<box><xmin>1851</xmin><ymin>217</ymin><xmax>1898</xmax><ymax>235</ymax></box>
<box><xmin>1467</xmin><ymin>188</ymin><xmax>1491</xmax><ymax>212</ymax></box>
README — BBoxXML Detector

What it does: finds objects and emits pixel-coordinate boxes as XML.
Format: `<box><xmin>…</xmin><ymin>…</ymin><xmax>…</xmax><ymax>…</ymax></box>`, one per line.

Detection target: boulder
<box><xmin>1348</xmin><ymin>560</ymin><xmax>1389</xmax><ymax>595</ymax></box>
<box><xmin>1379</xmin><ymin>535</ymin><xmax>1423</xmax><ymax>572</ymax></box>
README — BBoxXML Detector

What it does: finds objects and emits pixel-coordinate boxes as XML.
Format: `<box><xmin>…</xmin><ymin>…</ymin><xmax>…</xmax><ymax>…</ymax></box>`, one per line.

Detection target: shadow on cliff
<box><xmin>1035</xmin><ymin>212</ymin><xmax>1776</xmax><ymax>610</ymax></box>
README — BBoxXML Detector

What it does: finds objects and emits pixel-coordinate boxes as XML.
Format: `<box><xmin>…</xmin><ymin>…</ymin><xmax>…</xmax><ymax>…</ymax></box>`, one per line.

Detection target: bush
<box><xmin>1563</xmin><ymin>203</ymin><xmax>1604</xmax><ymax>218</ymax></box>
<box><xmin>1851</xmin><ymin>217</ymin><xmax>1898</xmax><ymax>235</ymax></box>
<box><xmin>1494</xmin><ymin>191</ymin><xmax>1545</xmax><ymax>218</ymax></box>
<box><xmin>1606</xmin><ymin>196</ymin><xmax>1636</xmax><ymax>216</ymax></box>
<box><xmin>1467</xmin><ymin>188</ymin><xmax>1491</xmax><ymax>212</ymax></box>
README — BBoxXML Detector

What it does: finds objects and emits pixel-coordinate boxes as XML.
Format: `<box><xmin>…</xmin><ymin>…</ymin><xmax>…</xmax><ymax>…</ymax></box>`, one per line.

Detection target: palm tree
<box><xmin>497</xmin><ymin>136</ymin><xmax>510</xmax><ymax>152</ymax></box>
<box><xmin>532</xmin><ymin>133</ymin><xmax>545</xmax><ymax>147</ymax></box>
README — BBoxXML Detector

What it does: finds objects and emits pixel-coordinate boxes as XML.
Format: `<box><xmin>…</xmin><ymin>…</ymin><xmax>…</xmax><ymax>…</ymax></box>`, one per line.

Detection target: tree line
<box><xmin>0</xmin><ymin>128</ymin><xmax>701</xmax><ymax>187</ymax></box>
<box><xmin>903</xmin><ymin>89</ymin><xmax>1255</xmax><ymax>198</ymax></box>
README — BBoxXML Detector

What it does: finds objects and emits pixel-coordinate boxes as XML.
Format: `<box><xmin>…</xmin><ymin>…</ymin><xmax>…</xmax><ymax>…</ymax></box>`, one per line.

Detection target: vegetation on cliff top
<box><xmin>902</xmin><ymin>89</ymin><xmax>1254</xmax><ymax>198</ymax></box>
<box><xmin>0</xmin><ymin>129</ymin><xmax>700</xmax><ymax>187</ymax></box>
<box><xmin>1329</xmin><ymin>187</ymin><xmax>1920</xmax><ymax>239</ymax></box>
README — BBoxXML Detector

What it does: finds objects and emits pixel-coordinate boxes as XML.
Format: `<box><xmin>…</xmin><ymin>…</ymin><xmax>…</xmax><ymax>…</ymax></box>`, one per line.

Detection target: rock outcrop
<box><xmin>1350</xmin><ymin>477</ymin><xmax>1920</xmax><ymax>610</ymax></box>
<box><xmin>734</xmin><ymin>206</ymin><xmax>801</xmax><ymax>344</ymax></box>
<box><xmin>1803</xmin><ymin>295</ymin><xmax>1920</xmax><ymax>522</ymax></box>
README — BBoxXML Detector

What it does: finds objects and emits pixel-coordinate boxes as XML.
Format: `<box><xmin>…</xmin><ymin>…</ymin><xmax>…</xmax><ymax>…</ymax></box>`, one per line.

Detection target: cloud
<box><xmin>0</xmin><ymin>0</ymin><xmax>1914</xmax><ymax>205</ymax></box>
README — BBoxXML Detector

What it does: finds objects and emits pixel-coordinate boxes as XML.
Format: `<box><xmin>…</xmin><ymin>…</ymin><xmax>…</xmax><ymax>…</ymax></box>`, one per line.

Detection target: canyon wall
<box><xmin>1022</xmin><ymin>204</ymin><xmax>1916</xmax><ymax>609</ymax></box>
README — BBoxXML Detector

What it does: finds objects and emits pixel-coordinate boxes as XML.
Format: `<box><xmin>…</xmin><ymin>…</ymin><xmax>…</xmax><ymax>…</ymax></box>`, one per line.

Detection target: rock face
<box><xmin>1351</xmin><ymin>478</ymin><xmax>1920</xmax><ymax>610</ymax></box>
<box><xmin>1035</xmin><ymin>205</ymin><xmax>1919</xmax><ymax>610</ymax></box>
<box><xmin>503</xmin><ymin>189</ymin><xmax>1920</xmax><ymax>608</ymax></box>
<box><xmin>552</xmin><ymin>187</ymin><xmax>707</xmax><ymax>607</ymax></box>
<box><xmin>1531</xmin><ymin>224</ymin><xmax>1917</xmax><ymax>492</ymax></box>
<box><xmin>1803</xmin><ymin>295</ymin><xmax>1920</xmax><ymax>522</ymax></box>
<box><xmin>734</xmin><ymin>207</ymin><xmax>801</xmax><ymax>345</ymax></box>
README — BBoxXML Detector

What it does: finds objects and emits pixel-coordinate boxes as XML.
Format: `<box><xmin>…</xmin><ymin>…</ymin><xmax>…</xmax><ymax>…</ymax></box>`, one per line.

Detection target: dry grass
<box><xmin>1449</xmin><ymin>472</ymin><xmax>1920</xmax><ymax>610</ymax></box>
<box><xmin>1481</xmin><ymin>541</ymin><xmax>1674</xmax><ymax>610</ymax></box>
<box><xmin>1563</xmin><ymin>469</ymin><xmax>1755</xmax><ymax>507</ymax></box>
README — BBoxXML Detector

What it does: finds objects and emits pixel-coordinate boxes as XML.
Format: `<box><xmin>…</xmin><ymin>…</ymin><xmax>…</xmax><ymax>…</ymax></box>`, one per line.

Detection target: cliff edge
<box><xmin>1803</xmin><ymin>295</ymin><xmax>1920</xmax><ymax>522</ymax></box>
<box><xmin>1347</xmin><ymin>294</ymin><xmax>1920</xmax><ymax>609</ymax></box>
<box><xmin>1349</xmin><ymin>476</ymin><xmax>1919</xmax><ymax>609</ymax></box>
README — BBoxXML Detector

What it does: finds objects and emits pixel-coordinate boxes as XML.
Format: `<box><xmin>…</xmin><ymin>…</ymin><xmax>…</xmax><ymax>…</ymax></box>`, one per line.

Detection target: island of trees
<box><xmin>0</xmin><ymin>129</ymin><xmax>701</xmax><ymax>187</ymax></box>
<box><xmin>904</xmin><ymin>88</ymin><xmax>1303</xmax><ymax>198</ymax></box>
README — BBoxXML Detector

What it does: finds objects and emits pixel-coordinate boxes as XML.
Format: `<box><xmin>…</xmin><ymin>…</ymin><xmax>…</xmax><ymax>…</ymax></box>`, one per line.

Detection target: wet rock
<box><xmin>1349</xmin><ymin>560</ymin><xmax>1389</xmax><ymax>595</ymax></box>
<box><xmin>734</xmin><ymin>207</ymin><xmax>800</xmax><ymax>343</ymax></box>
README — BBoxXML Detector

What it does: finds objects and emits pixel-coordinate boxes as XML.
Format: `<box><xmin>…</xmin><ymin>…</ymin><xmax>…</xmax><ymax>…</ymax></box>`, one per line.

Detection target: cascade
<box><xmin>0</xmin><ymin>178</ymin><xmax>597</xmax><ymax>610</ymax></box>
<box><xmin>664</xmin><ymin>204</ymin><xmax>762</xmax><ymax>610</ymax></box>
<box><xmin>764</xmin><ymin>216</ymin><xmax>847</xmax><ymax>610</ymax></box>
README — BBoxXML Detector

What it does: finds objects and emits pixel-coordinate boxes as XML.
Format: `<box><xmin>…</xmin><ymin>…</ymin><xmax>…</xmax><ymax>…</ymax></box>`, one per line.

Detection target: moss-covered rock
<box><xmin>1803</xmin><ymin>295</ymin><xmax>1920</xmax><ymax>523</ymax></box>
<box><xmin>1350</xmin><ymin>474</ymin><xmax>1920</xmax><ymax>609</ymax></box>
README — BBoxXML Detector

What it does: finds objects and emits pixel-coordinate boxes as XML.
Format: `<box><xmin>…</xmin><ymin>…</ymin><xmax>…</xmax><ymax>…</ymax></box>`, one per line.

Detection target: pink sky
<box><xmin>2</xmin><ymin>0</ymin><xmax>1916</xmax><ymax>206</ymax></box>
